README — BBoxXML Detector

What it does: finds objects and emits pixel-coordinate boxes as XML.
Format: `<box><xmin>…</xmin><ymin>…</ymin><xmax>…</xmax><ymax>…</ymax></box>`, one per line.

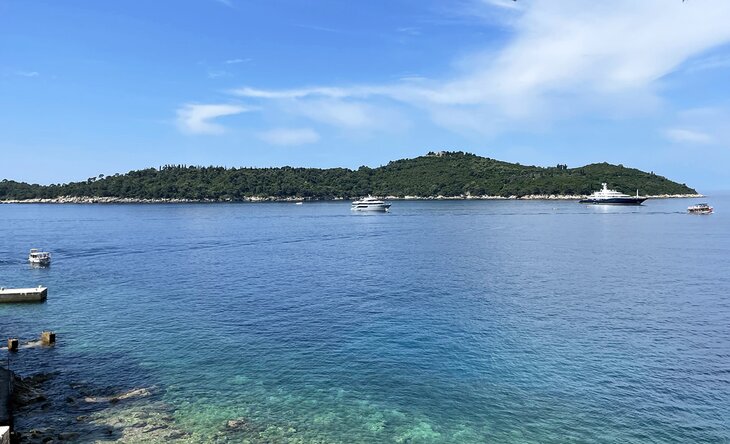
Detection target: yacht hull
<box><xmin>579</xmin><ymin>198</ymin><xmax>646</xmax><ymax>205</ymax></box>
<box><xmin>351</xmin><ymin>205</ymin><xmax>391</xmax><ymax>212</ymax></box>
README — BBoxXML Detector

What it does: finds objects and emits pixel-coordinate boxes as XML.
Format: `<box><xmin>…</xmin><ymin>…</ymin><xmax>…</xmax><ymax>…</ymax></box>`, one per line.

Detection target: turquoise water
<box><xmin>1</xmin><ymin>198</ymin><xmax>729</xmax><ymax>443</ymax></box>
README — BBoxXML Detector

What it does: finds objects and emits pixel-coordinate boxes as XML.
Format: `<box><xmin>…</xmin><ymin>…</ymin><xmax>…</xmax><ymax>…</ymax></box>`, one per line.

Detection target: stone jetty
<box><xmin>0</xmin><ymin>287</ymin><xmax>47</xmax><ymax>303</ymax></box>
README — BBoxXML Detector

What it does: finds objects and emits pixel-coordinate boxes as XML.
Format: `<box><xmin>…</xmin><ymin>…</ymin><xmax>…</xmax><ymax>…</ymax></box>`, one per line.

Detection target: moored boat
<box><xmin>28</xmin><ymin>249</ymin><xmax>51</xmax><ymax>266</ymax></box>
<box><xmin>579</xmin><ymin>183</ymin><xmax>646</xmax><ymax>205</ymax></box>
<box><xmin>688</xmin><ymin>203</ymin><xmax>713</xmax><ymax>214</ymax></box>
<box><xmin>351</xmin><ymin>196</ymin><xmax>391</xmax><ymax>212</ymax></box>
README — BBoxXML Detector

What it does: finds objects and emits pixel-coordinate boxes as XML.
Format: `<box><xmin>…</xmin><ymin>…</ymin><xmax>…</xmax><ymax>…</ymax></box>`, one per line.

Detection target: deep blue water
<box><xmin>1</xmin><ymin>198</ymin><xmax>729</xmax><ymax>443</ymax></box>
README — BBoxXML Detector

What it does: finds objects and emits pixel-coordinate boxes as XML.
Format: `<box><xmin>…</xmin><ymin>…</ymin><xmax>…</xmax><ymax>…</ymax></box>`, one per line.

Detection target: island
<box><xmin>0</xmin><ymin>152</ymin><xmax>699</xmax><ymax>203</ymax></box>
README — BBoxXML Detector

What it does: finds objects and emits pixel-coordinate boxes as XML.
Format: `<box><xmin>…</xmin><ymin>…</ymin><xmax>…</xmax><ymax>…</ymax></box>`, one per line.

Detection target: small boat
<box><xmin>28</xmin><ymin>249</ymin><xmax>51</xmax><ymax>266</ymax></box>
<box><xmin>579</xmin><ymin>183</ymin><xmax>646</xmax><ymax>205</ymax></box>
<box><xmin>688</xmin><ymin>203</ymin><xmax>713</xmax><ymax>214</ymax></box>
<box><xmin>351</xmin><ymin>196</ymin><xmax>391</xmax><ymax>212</ymax></box>
<box><xmin>294</xmin><ymin>201</ymin><xmax>303</xmax><ymax>205</ymax></box>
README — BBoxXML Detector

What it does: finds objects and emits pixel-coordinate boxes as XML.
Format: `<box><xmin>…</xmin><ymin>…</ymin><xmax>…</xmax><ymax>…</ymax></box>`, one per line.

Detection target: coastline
<box><xmin>0</xmin><ymin>193</ymin><xmax>705</xmax><ymax>204</ymax></box>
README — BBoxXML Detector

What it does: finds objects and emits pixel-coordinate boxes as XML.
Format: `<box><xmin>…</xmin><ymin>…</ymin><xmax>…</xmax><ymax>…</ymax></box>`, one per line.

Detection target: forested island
<box><xmin>0</xmin><ymin>152</ymin><xmax>697</xmax><ymax>202</ymax></box>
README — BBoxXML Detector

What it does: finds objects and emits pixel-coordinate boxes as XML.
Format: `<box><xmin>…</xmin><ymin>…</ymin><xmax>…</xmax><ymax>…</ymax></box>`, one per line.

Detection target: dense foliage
<box><xmin>0</xmin><ymin>152</ymin><xmax>696</xmax><ymax>200</ymax></box>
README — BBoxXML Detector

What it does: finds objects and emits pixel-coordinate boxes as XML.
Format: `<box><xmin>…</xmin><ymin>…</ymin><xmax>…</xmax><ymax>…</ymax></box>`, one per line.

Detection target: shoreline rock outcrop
<box><xmin>0</xmin><ymin>193</ymin><xmax>704</xmax><ymax>204</ymax></box>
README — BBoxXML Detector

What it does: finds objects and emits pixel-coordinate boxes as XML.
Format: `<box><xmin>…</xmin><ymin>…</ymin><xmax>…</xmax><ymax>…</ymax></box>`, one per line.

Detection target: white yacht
<box><xmin>579</xmin><ymin>183</ymin><xmax>646</xmax><ymax>205</ymax></box>
<box><xmin>28</xmin><ymin>249</ymin><xmax>51</xmax><ymax>266</ymax></box>
<box><xmin>351</xmin><ymin>196</ymin><xmax>391</xmax><ymax>212</ymax></box>
<box><xmin>688</xmin><ymin>203</ymin><xmax>713</xmax><ymax>214</ymax></box>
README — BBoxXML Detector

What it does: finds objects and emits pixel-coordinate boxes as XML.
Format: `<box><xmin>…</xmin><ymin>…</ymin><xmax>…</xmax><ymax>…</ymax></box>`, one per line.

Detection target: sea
<box><xmin>1</xmin><ymin>196</ymin><xmax>729</xmax><ymax>443</ymax></box>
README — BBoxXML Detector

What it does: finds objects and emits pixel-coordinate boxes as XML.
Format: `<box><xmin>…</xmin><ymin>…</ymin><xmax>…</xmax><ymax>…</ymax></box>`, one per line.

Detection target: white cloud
<box><xmin>296</xmin><ymin>24</ymin><xmax>343</xmax><ymax>34</ymax></box>
<box><xmin>663</xmin><ymin>107</ymin><xmax>730</xmax><ymax>146</ymax></box>
<box><xmin>292</xmin><ymin>100</ymin><xmax>379</xmax><ymax>129</ymax></box>
<box><xmin>16</xmin><ymin>71</ymin><xmax>39</xmax><ymax>77</ymax></box>
<box><xmin>228</xmin><ymin>1</ymin><xmax>730</xmax><ymax>135</ymax></box>
<box><xmin>232</xmin><ymin>86</ymin><xmax>411</xmax><ymax>131</ymax></box>
<box><xmin>258</xmin><ymin>128</ymin><xmax>320</xmax><ymax>146</ymax></box>
<box><xmin>398</xmin><ymin>0</ymin><xmax>730</xmax><ymax>116</ymax></box>
<box><xmin>225</xmin><ymin>58</ymin><xmax>251</xmax><ymax>65</ymax></box>
<box><xmin>664</xmin><ymin>128</ymin><xmax>713</xmax><ymax>144</ymax></box>
<box><xmin>207</xmin><ymin>70</ymin><xmax>231</xmax><ymax>79</ymax></box>
<box><xmin>232</xmin><ymin>86</ymin><xmax>378</xmax><ymax>100</ymax></box>
<box><xmin>479</xmin><ymin>0</ymin><xmax>521</xmax><ymax>11</ymax></box>
<box><xmin>396</xmin><ymin>27</ymin><xmax>421</xmax><ymax>36</ymax></box>
<box><xmin>684</xmin><ymin>54</ymin><xmax>730</xmax><ymax>73</ymax></box>
<box><xmin>176</xmin><ymin>104</ymin><xmax>248</xmax><ymax>135</ymax></box>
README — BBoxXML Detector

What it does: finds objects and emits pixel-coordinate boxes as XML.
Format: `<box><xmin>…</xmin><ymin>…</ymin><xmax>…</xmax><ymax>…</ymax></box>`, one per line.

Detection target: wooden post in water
<box><xmin>41</xmin><ymin>331</ymin><xmax>56</xmax><ymax>345</ymax></box>
<box><xmin>7</xmin><ymin>338</ymin><xmax>18</xmax><ymax>352</ymax></box>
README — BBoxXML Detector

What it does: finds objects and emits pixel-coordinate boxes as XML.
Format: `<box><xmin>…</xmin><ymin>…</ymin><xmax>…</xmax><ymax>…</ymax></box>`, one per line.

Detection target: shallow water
<box><xmin>1</xmin><ymin>197</ymin><xmax>729</xmax><ymax>443</ymax></box>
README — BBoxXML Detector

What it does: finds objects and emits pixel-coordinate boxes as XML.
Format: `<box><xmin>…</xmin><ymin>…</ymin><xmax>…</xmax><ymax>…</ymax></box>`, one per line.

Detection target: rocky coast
<box><xmin>3</xmin><ymin>368</ymin><xmax>335</xmax><ymax>443</ymax></box>
<box><xmin>0</xmin><ymin>193</ymin><xmax>704</xmax><ymax>204</ymax></box>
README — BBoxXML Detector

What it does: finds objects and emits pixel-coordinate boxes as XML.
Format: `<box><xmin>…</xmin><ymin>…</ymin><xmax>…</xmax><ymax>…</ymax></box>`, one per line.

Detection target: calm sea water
<box><xmin>1</xmin><ymin>197</ymin><xmax>729</xmax><ymax>443</ymax></box>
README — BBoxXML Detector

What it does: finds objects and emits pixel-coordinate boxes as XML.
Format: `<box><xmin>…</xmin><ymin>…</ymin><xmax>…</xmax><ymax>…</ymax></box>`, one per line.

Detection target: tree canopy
<box><xmin>0</xmin><ymin>152</ymin><xmax>696</xmax><ymax>201</ymax></box>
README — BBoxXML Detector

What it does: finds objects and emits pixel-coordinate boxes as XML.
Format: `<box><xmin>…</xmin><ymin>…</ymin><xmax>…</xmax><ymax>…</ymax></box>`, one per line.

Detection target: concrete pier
<box><xmin>40</xmin><ymin>332</ymin><xmax>55</xmax><ymax>346</ymax></box>
<box><xmin>0</xmin><ymin>286</ymin><xmax>47</xmax><ymax>303</ymax></box>
<box><xmin>6</xmin><ymin>340</ymin><xmax>17</xmax><ymax>353</ymax></box>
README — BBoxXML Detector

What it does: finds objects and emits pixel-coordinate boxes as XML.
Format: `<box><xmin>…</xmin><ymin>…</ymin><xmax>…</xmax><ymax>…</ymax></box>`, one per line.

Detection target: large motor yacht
<box><xmin>579</xmin><ymin>183</ymin><xmax>646</xmax><ymax>205</ymax></box>
<box><xmin>351</xmin><ymin>196</ymin><xmax>391</xmax><ymax>212</ymax></box>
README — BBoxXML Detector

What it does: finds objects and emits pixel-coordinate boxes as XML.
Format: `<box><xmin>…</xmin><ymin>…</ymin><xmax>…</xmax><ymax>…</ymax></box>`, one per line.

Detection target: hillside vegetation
<box><xmin>0</xmin><ymin>152</ymin><xmax>696</xmax><ymax>200</ymax></box>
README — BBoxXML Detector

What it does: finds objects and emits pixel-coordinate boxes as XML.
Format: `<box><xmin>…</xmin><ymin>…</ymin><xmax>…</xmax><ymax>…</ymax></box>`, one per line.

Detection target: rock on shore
<box><xmin>0</xmin><ymin>193</ymin><xmax>704</xmax><ymax>204</ymax></box>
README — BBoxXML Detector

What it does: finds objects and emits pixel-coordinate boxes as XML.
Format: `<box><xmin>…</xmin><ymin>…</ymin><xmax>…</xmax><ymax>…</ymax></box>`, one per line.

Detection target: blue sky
<box><xmin>2</xmin><ymin>0</ymin><xmax>730</xmax><ymax>190</ymax></box>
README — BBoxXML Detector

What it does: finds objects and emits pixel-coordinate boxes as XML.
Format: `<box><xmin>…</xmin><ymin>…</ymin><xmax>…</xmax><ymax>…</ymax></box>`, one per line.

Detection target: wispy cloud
<box><xmin>664</xmin><ymin>107</ymin><xmax>730</xmax><ymax>146</ymax></box>
<box><xmin>479</xmin><ymin>0</ymin><xmax>521</xmax><ymax>11</ymax></box>
<box><xmin>225</xmin><ymin>58</ymin><xmax>251</xmax><ymax>65</ymax></box>
<box><xmin>15</xmin><ymin>71</ymin><xmax>39</xmax><ymax>77</ymax></box>
<box><xmin>258</xmin><ymin>128</ymin><xmax>320</xmax><ymax>146</ymax></box>
<box><xmin>214</xmin><ymin>0</ymin><xmax>234</xmax><ymax>7</ymax></box>
<box><xmin>207</xmin><ymin>70</ymin><xmax>231</xmax><ymax>79</ymax></box>
<box><xmin>232</xmin><ymin>86</ymin><xmax>409</xmax><ymax>131</ymax></box>
<box><xmin>176</xmin><ymin>104</ymin><xmax>249</xmax><ymax>135</ymax></box>
<box><xmin>295</xmin><ymin>24</ymin><xmax>343</xmax><ymax>34</ymax></box>
<box><xmin>396</xmin><ymin>27</ymin><xmax>421</xmax><ymax>36</ymax></box>
<box><xmin>684</xmin><ymin>54</ymin><xmax>730</xmax><ymax>73</ymax></box>
<box><xmin>290</xmin><ymin>100</ymin><xmax>381</xmax><ymax>129</ymax></box>
<box><xmin>226</xmin><ymin>1</ymin><xmax>730</xmax><ymax>136</ymax></box>
<box><xmin>664</xmin><ymin>128</ymin><xmax>714</xmax><ymax>144</ymax></box>
<box><xmin>231</xmin><ymin>85</ymin><xmax>402</xmax><ymax>103</ymax></box>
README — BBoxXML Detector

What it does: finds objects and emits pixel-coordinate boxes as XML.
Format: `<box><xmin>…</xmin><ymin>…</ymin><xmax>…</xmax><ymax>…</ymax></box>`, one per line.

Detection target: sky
<box><xmin>1</xmin><ymin>0</ymin><xmax>730</xmax><ymax>190</ymax></box>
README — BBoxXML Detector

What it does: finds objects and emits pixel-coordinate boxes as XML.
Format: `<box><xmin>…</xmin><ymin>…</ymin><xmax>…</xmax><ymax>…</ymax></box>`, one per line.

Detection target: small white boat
<box><xmin>295</xmin><ymin>201</ymin><xmax>303</xmax><ymax>205</ymax></box>
<box><xmin>351</xmin><ymin>196</ymin><xmax>391</xmax><ymax>212</ymax></box>
<box><xmin>688</xmin><ymin>203</ymin><xmax>713</xmax><ymax>214</ymax></box>
<box><xmin>28</xmin><ymin>249</ymin><xmax>51</xmax><ymax>266</ymax></box>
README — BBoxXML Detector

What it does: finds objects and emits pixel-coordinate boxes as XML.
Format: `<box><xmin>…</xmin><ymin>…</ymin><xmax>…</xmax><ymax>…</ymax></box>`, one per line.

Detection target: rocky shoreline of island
<box><xmin>0</xmin><ymin>193</ymin><xmax>704</xmax><ymax>204</ymax></box>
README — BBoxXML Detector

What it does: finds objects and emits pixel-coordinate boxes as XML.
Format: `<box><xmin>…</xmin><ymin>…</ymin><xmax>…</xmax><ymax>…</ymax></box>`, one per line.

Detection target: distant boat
<box><xmin>351</xmin><ymin>196</ymin><xmax>391</xmax><ymax>212</ymax></box>
<box><xmin>295</xmin><ymin>201</ymin><xmax>303</xmax><ymax>205</ymax></box>
<box><xmin>579</xmin><ymin>183</ymin><xmax>646</xmax><ymax>205</ymax></box>
<box><xmin>688</xmin><ymin>203</ymin><xmax>713</xmax><ymax>214</ymax></box>
<box><xmin>28</xmin><ymin>249</ymin><xmax>51</xmax><ymax>266</ymax></box>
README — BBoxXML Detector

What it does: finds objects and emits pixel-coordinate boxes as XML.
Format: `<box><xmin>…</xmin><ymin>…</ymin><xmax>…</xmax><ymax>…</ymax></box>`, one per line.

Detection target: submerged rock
<box><xmin>12</xmin><ymin>372</ymin><xmax>57</xmax><ymax>408</ymax></box>
<box><xmin>88</xmin><ymin>401</ymin><xmax>190</xmax><ymax>443</ymax></box>
<box><xmin>84</xmin><ymin>387</ymin><xmax>152</xmax><ymax>404</ymax></box>
<box><xmin>226</xmin><ymin>416</ymin><xmax>260</xmax><ymax>432</ymax></box>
